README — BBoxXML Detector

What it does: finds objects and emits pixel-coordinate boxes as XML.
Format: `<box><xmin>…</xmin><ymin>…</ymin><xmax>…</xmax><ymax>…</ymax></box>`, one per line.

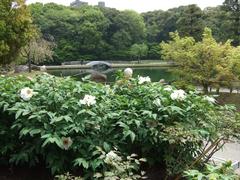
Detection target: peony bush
<box><xmin>0</xmin><ymin>73</ymin><xmax>240</xmax><ymax>178</ymax></box>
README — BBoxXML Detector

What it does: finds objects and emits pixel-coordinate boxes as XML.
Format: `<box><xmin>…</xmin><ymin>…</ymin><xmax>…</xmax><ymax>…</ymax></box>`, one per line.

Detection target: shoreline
<box><xmin>44</xmin><ymin>62</ymin><xmax>177</xmax><ymax>70</ymax></box>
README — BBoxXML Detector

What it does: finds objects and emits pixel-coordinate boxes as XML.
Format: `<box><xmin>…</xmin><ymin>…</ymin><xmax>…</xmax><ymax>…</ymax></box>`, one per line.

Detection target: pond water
<box><xmin>48</xmin><ymin>67</ymin><xmax>175</xmax><ymax>82</ymax></box>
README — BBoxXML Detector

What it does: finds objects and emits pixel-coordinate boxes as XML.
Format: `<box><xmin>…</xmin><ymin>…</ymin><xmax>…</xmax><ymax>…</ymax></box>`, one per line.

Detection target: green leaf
<box><xmin>64</xmin><ymin>116</ymin><xmax>73</xmax><ymax>122</ymax></box>
<box><xmin>19</xmin><ymin>128</ymin><xmax>32</xmax><ymax>138</ymax></box>
<box><xmin>103</xmin><ymin>142</ymin><xmax>111</xmax><ymax>152</ymax></box>
<box><xmin>41</xmin><ymin>136</ymin><xmax>62</xmax><ymax>148</ymax></box>
<box><xmin>22</xmin><ymin>110</ymin><xmax>30</xmax><ymax>116</ymax></box>
<box><xmin>134</xmin><ymin>120</ymin><xmax>141</xmax><ymax>127</ymax></box>
<box><xmin>29</xmin><ymin>129</ymin><xmax>42</xmax><ymax>136</ymax></box>
<box><xmin>41</xmin><ymin>134</ymin><xmax>51</xmax><ymax>139</ymax></box>
<box><xmin>123</xmin><ymin>130</ymin><xmax>136</xmax><ymax>142</ymax></box>
<box><xmin>152</xmin><ymin>114</ymin><xmax>157</xmax><ymax>120</ymax></box>
<box><xmin>28</xmin><ymin>114</ymin><xmax>38</xmax><ymax>120</ymax></box>
<box><xmin>15</xmin><ymin>110</ymin><xmax>23</xmax><ymax>119</ymax></box>
<box><xmin>91</xmin><ymin>159</ymin><xmax>103</xmax><ymax>170</ymax></box>
<box><xmin>50</xmin><ymin>116</ymin><xmax>64</xmax><ymax>124</ymax></box>
<box><xmin>74</xmin><ymin>158</ymin><xmax>89</xmax><ymax>169</ymax></box>
<box><xmin>86</xmin><ymin>110</ymin><xmax>96</xmax><ymax>116</ymax></box>
<box><xmin>117</xmin><ymin>122</ymin><xmax>129</xmax><ymax>129</ymax></box>
<box><xmin>129</xmin><ymin>131</ymin><xmax>136</xmax><ymax>142</ymax></box>
<box><xmin>169</xmin><ymin>106</ymin><xmax>184</xmax><ymax>115</ymax></box>
<box><xmin>77</xmin><ymin>109</ymin><xmax>86</xmax><ymax>115</ymax></box>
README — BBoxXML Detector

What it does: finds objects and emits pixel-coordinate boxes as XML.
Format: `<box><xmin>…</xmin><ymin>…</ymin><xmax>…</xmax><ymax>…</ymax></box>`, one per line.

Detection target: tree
<box><xmin>130</xmin><ymin>43</ymin><xmax>148</xmax><ymax>63</ymax></box>
<box><xmin>75</xmin><ymin>6</ymin><xmax>109</xmax><ymax>58</ymax></box>
<box><xmin>142</xmin><ymin>8</ymin><xmax>180</xmax><ymax>43</ymax></box>
<box><xmin>176</xmin><ymin>4</ymin><xmax>204</xmax><ymax>41</ymax></box>
<box><xmin>21</xmin><ymin>36</ymin><xmax>55</xmax><ymax>72</ymax></box>
<box><xmin>111</xmin><ymin>10</ymin><xmax>146</xmax><ymax>51</ymax></box>
<box><xmin>227</xmin><ymin>46</ymin><xmax>240</xmax><ymax>79</ymax></box>
<box><xmin>203</xmin><ymin>7</ymin><xmax>232</xmax><ymax>43</ymax></box>
<box><xmin>29</xmin><ymin>3</ymin><xmax>109</xmax><ymax>62</ymax></box>
<box><xmin>147</xmin><ymin>43</ymin><xmax>161</xmax><ymax>59</ymax></box>
<box><xmin>0</xmin><ymin>0</ymin><xmax>36</xmax><ymax>66</ymax></box>
<box><xmin>222</xmin><ymin>0</ymin><xmax>240</xmax><ymax>46</ymax></box>
<box><xmin>161</xmin><ymin>28</ymin><xmax>240</xmax><ymax>93</ymax></box>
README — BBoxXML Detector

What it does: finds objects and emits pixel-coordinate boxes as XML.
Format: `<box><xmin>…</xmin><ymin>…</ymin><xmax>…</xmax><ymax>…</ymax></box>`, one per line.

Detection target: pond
<box><xmin>48</xmin><ymin>67</ymin><xmax>175</xmax><ymax>82</ymax></box>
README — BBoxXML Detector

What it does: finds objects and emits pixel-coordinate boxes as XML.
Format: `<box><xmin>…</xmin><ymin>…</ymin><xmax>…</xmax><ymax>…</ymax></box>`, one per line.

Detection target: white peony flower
<box><xmin>204</xmin><ymin>96</ymin><xmax>216</xmax><ymax>104</ymax></box>
<box><xmin>80</xmin><ymin>95</ymin><xmax>96</xmax><ymax>106</ymax></box>
<box><xmin>164</xmin><ymin>86</ymin><xmax>173</xmax><ymax>92</ymax></box>
<box><xmin>153</xmin><ymin>98</ymin><xmax>161</xmax><ymax>107</ymax></box>
<box><xmin>105</xmin><ymin>151</ymin><xmax>121</xmax><ymax>164</ymax></box>
<box><xmin>170</xmin><ymin>89</ymin><xmax>186</xmax><ymax>101</ymax></box>
<box><xmin>62</xmin><ymin>137</ymin><xmax>73</xmax><ymax>150</ymax></box>
<box><xmin>138</xmin><ymin>76</ymin><xmax>151</xmax><ymax>84</ymax></box>
<box><xmin>20</xmin><ymin>87</ymin><xmax>36</xmax><ymax>101</ymax></box>
<box><xmin>124</xmin><ymin>68</ymin><xmax>133</xmax><ymax>79</ymax></box>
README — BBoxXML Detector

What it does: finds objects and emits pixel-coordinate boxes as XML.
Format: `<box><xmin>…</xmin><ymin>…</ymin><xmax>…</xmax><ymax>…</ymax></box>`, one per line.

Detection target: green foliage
<box><xmin>130</xmin><ymin>43</ymin><xmax>148</xmax><ymax>60</ymax></box>
<box><xmin>161</xmin><ymin>28</ymin><xmax>240</xmax><ymax>93</ymax></box>
<box><xmin>147</xmin><ymin>43</ymin><xmax>161</xmax><ymax>59</ymax></box>
<box><xmin>0</xmin><ymin>74</ymin><xmax>240</xmax><ymax>178</ymax></box>
<box><xmin>176</xmin><ymin>4</ymin><xmax>204</xmax><ymax>41</ymax></box>
<box><xmin>56</xmin><ymin>149</ymin><xmax>147</xmax><ymax>180</ymax></box>
<box><xmin>203</xmin><ymin>7</ymin><xmax>232</xmax><ymax>43</ymax></box>
<box><xmin>142</xmin><ymin>9</ymin><xmax>179</xmax><ymax>43</ymax></box>
<box><xmin>26</xmin><ymin>2</ymin><xmax>240</xmax><ymax>63</ymax></box>
<box><xmin>222</xmin><ymin>0</ymin><xmax>240</xmax><ymax>46</ymax></box>
<box><xmin>29</xmin><ymin>3</ymin><xmax>146</xmax><ymax>62</ymax></box>
<box><xmin>0</xmin><ymin>0</ymin><xmax>36</xmax><ymax>65</ymax></box>
<box><xmin>184</xmin><ymin>161</ymin><xmax>239</xmax><ymax>180</ymax></box>
<box><xmin>20</xmin><ymin>36</ymin><xmax>56</xmax><ymax>69</ymax></box>
<box><xmin>32</xmin><ymin>3</ymin><xmax>109</xmax><ymax>63</ymax></box>
<box><xmin>228</xmin><ymin>46</ymin><xmax>240</xmax><ymax>79</ymax></box>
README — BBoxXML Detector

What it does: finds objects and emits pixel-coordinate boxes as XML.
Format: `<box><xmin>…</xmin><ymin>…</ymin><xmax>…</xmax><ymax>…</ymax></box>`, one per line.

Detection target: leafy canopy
<box><xmin>161</xmin><ymin>27</ymin><xmax>240</xmax><ymax>92</ymax></box>
<box><xmin>0</xmin><ymin>0</ymin><xmax>36</xmax><ymax>65</ymax></box>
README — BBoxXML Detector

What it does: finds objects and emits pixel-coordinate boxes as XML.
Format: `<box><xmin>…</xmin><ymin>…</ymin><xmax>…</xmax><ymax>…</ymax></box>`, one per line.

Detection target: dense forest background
<box><xmin>29</xmin><ymin>1</ymin><xmax>240</xmax><ymax>64</ymax></box>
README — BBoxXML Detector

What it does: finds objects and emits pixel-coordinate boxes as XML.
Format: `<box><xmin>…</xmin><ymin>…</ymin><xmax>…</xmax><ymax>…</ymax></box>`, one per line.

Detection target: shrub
<box><xmin>184</xmin><ymin>161</ymin><xmax>239</xmax><ymax>180</ymax></box>
<box><xmin>55</xmin><ymin>149</ymin><xmax>147</xmax><ymax>180</ymax></box>
<box><xmin>0</xmin><ymin>73</ymin><xmax>239</xmax><ymax>178</ymax></box>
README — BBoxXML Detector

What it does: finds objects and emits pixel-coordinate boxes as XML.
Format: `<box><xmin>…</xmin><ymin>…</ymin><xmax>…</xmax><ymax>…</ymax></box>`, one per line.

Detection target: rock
<box><xmin>14</xmin><ymin>65</ymin><xmax>29</xmax><ymax>73</ymax></box>
<box><xmin>14</xmin><ymin>65</ymin><xmax>40</xmax><ymax>73</ymax></box>
<box><xmin>90</xmin><ymin>72</ymin><xmax>107</xmax><ymax>83</ymax></box>
<box><xmin>86</xmin><ymin>61</ymin><xmax>111</xmax><ymax>71</ymax></box>
<box><xmin>159</xmin><ymin>79</ymin><xmax>165</xmax><ymax>84</ymax></box>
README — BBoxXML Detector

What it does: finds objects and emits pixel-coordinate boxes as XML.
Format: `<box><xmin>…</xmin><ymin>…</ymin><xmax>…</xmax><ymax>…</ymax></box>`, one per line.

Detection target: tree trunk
<box><xmin>202</xmin><ymin>83</ymin><xmax>208</xmax><ymax>94</ymax></box>
<box><xmin>28</xmin><ymin>58</ymin><xmax>32</xmax><ymax>73</ymax></box>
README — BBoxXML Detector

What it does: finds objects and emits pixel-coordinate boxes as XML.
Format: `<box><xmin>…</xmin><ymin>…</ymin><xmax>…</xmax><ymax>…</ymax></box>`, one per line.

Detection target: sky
<box><xmin>26</xmin><ymin>0</ymin><xmax>225</xmax><ymax>12</ymax></box>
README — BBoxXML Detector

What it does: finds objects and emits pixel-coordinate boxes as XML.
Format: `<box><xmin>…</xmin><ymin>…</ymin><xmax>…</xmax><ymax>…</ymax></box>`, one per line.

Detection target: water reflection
<box><xmin>48</xmin><ymin>67</ymin><xmax>175</xmax><ymax>82</ymax></box>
